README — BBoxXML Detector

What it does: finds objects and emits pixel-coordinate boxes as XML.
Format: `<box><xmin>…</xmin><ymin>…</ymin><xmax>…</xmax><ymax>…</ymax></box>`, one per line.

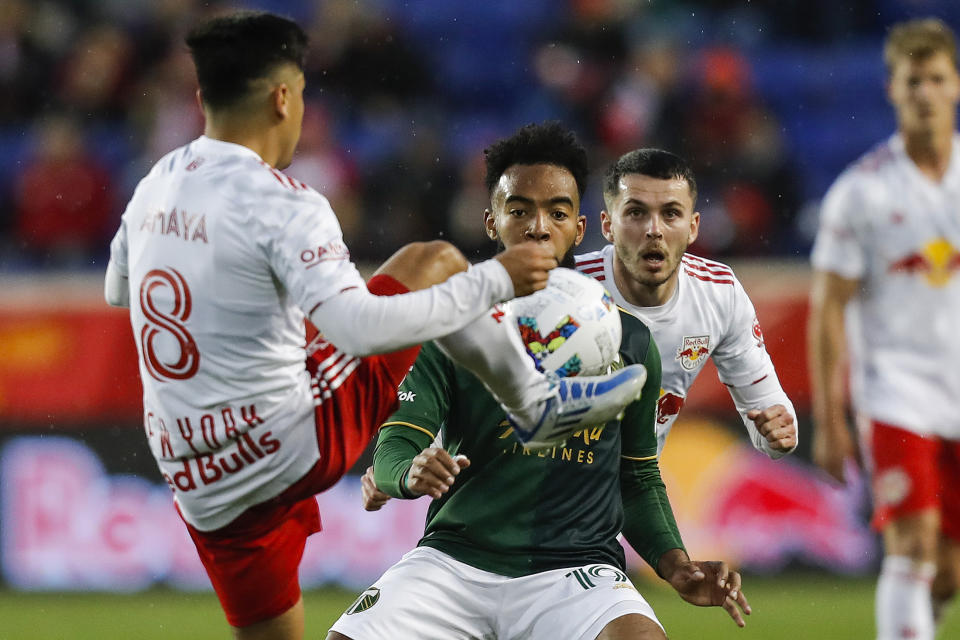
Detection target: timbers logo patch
<box><xmin>346</xmin><ymin>587</ymin><xmax>381</xmax><ymax>615</ymax></box>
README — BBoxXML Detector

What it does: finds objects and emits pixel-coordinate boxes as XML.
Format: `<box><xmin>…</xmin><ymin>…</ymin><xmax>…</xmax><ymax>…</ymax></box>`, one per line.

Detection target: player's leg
<box><xmin>372</xmin><ymin>241</ymin><xmax>647</xmax><ymax>446</ymax></box>
<box><xmin>877</xmin><ymin>511</ymin><xmax>939</xmax><ymax>640</ymax></box>
<box><xmin>234</xmin><ymin>598</ymin><xmax>303</xmax><ymax>640</ymax></box>
<box><xmin>870</xmin><ymin>421</ymin><xmax>941</xmax><ymax>640</ymax></box>
<box><xmin>182</xmin><ymin>499</ymin><xmax>321</xmax><ymax>640</ymax></box>
<box><xmin>932</xmin><ymin>538</ymin><xmax>959</xmax><ymax>625</ymax></box>
<box><xmin>933</xmin><ymin>437</ymin><xmax>960</xmax><ymax>625</ymax></box>
<box><xmin>370</xmin><ymin>239</ymin><xmax>471</xmax><ymax>291</ymax></box>
<box><xmin>499</xmin><ymin>563</ymin><xmax>665</xmax><ymax>640</ymax></box>
<box><xmin>595</xmin><ymin>614</ymin><xmax>667</xmax><ymax>640</ymax></box>
<box><xmin>326</xmin><ymin>547</ymin><xmax>498</xmax><ymax>639</ymax></box>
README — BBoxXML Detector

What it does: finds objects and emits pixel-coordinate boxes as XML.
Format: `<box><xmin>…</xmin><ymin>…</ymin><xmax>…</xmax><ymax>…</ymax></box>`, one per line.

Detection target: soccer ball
<box><xmin>506</xmin><ymin>267</ymin><xmax>621</xmax><ymax>377</ymax></box>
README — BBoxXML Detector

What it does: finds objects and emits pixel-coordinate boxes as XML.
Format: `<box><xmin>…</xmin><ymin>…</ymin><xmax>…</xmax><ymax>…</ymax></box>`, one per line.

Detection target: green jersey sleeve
<box><xmin>372</xmin><ymin>342</ymin><xmax>453</xmax><ymax>499</ymax></box>
<box><xmin>619</xmin><ymin>313</ymin><xmax>662</xmax><ymax>460</ymax></box>
<box><xmin>617</xmin><ymin>313</ymin><xmax>686</xmax><ymax>571</ymax></box>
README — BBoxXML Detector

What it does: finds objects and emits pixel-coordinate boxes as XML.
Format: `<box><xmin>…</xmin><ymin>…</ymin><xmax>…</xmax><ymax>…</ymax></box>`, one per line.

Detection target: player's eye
<box><xmin>509</xmin><ymin>209</ymin><xmax>526</xmax><ymax>217</ymax></box>
<box><xmin>552</xmin><ymin>210</ymin><xmax>568</xmax><ymax>219</ymax></box>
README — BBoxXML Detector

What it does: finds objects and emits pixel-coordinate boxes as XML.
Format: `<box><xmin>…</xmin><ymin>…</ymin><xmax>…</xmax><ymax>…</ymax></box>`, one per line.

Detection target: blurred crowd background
<box><xmin>3</xmin><ymin>0</ymin><xmax>960</xmax><ymax>271</ymax></box>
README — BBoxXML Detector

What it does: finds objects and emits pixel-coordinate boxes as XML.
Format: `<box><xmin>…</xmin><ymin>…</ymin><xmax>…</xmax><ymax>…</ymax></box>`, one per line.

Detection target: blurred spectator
<box><xmin>5</xmin><ymin>0</ymin><xmax>960</xmax><ymax>271</ymax></box>
<box><xmin>533</xmin><ymin>0</ymin><xmax>631</xmax><ymax>133</ymax></box>
<box><xmin>128</xmin><ymin>43</ymin><xmax>203</xmax><ymax>173</ymax></box>
<box><xmin>676</xmin><ymin>47</ymin><xmax>800</xmax><ymax>256</ymax></box>
<box><xmin>286</xmin><ymin>103</ymin><xmax>362</xmax><ymax>246</ymax></box>
<box><xmin>447</xmin><ymin>149</ymin><xmax>495</xmax><ymax>259</ymax></box>
<box><xmin>56</xmin><ymin>24</ymin><xmax>133</xmax><ymax>121</ymax></box>
<box><xmin>12</xmin><ymin>114</ymin><xmax>115</xmax><ymax>267</ymax></box>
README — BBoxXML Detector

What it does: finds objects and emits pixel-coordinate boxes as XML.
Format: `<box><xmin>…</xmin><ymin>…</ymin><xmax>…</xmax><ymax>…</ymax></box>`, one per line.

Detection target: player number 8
<box><xmin>139</xmin><ymin>268</ymin><xmax>200</xmax><ymax>381</ymax></box>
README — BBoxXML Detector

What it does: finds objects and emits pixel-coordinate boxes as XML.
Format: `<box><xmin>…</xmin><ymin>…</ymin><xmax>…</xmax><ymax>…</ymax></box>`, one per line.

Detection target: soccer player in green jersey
<box><xmin>326</xmin><ymin>122</ymin><xmax>750</xmax><ymax>640</ymax></box>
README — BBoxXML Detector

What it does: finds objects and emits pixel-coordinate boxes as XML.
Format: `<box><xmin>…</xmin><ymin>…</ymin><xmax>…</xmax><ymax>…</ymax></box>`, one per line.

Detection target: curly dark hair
<box><xmin>602</xmin><ymin>148</ymin><xmax>697</xmax><ymax>208</ymax></box>
<box><xmin>186</xmin><ymin>11</ymin><xmax>308</xmax><ymax>110</ymax></box>
<box><xmin>483</xmin><ymin>122</ymin><xmax>588</xmax><ymax>199</ymax></box>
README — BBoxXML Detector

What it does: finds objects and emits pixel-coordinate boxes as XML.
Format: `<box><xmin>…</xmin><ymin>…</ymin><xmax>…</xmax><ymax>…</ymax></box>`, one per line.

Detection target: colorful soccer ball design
<box><xmin>507</xmin><ymin>267</ymin><xmax>621</xmax><ymax>377</ymax></box>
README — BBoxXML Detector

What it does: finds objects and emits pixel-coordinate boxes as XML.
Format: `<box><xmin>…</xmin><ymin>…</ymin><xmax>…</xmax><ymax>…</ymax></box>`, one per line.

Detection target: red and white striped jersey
<box><xmin>812</xmin><ymin>133</ymin><xmax>960</xmax><ymax>438</ymax></box>
<box><xmin>108</xmin><ymin>136</ymin><xmax>368</xmax><ymax>530</ymax></box>
<box><xmin>576</xmin><ymin>245</ymin><xmax>791</xmax><ymax>455</ymax></box>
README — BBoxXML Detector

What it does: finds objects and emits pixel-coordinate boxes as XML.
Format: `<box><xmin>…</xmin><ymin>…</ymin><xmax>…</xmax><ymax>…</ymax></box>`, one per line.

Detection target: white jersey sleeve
<box><xmin>105</xmin><ymin>217</ymin><xmax>130</xmax><ymax>307</ymax></box>
<box><xmin>708</xmin><ymin>272</ymin><xmax>798</xmax><ymax>458</ymax></box>
<box><xmin>310</xmin><ymin>260</ymin><xmax>513</xmax><ymax>356</ymax></box>
<box><xmin>810</xmin><ymin>168</ymin><xmax>869</xmax><ymax>279</ymax></box>
<box><xmin>245</xmin><ymin>173</ymin><xmax>514</xmax><ymax>356</ymax></box>
<box><xmin>249</xmin><ymin>179</ymin><xmax>368</xmax><ymax>317</ymax></box>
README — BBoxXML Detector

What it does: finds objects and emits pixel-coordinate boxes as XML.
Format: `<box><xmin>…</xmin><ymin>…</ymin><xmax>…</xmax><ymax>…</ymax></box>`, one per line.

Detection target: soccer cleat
<box><xmin>507</xmin><ymin>364</ymin><xmax>648</xmax><ymax>449</ymax></box>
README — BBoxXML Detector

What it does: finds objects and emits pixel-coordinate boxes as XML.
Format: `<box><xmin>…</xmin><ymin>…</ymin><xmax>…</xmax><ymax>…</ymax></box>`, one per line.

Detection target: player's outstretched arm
<box><xmin>808</xmin><ymin>269</ymin><xmax>861</xmax><ymax>483</ymax></box>
<box><xmin>658</xmin><ymin>549</ymin><xmax>752</xmax><ymax>628</ymax></box>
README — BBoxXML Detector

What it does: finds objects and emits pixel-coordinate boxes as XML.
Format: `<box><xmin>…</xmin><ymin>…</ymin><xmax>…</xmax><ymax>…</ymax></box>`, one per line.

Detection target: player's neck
<box><xmin>902</xmin><ymin>127</ymin><xmax>954</xmax><ymax>182</ymax></box>
<box><xmin>204</xmin><ymin>116</ymin><xmax>284</xmax><ymax>168</ymax></box>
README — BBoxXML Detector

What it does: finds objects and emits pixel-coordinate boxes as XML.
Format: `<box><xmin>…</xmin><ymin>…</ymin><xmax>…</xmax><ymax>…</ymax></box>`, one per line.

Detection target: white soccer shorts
<box><xmin>328</xmin><ymin>546</ymin><xmax>662</xmax><ymax>639</ymax></box>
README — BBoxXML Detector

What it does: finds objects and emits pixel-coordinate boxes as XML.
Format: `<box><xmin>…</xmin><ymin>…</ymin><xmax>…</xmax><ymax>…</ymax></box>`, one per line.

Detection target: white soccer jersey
<box><xmin>108</xmin><ymin>137</ymin><xmax>371</xmax><ymax>530</ymax></box>
<box><xmin>107</xmin><ymin>137</ymin><xmax>513</xmax><ymax>530</ymax></box>
<box><xmin>811</xmin><ymin>133</ymin><xmax>960</xmax><ymax>438</ymax></box>
<box><xmin>576</xmin><ymin>246</ymin><xmax>794</xmax><ymax>456</ymax></box>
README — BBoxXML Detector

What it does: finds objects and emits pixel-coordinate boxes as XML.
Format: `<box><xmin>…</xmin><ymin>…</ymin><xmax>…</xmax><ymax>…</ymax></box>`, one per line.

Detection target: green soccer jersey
<box><xmin>373</xmin><ymin>309</ymin><xmax>684</xmax><ymax>578</ymax></box>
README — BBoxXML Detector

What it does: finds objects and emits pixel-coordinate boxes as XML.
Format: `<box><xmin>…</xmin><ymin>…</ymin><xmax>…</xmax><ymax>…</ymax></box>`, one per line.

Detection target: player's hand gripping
<box><xmin>361</xmin><ymin>466</ymin><xmax>392</xmax><ymax>511</ymax></box>
<box><xmin>494</xmin><ymin>243</ymin><xmax>558</xmax><ymax>297</ymax></box>
<box><xmin>404</xmin><ymin>448</ymin><xmax>471</xmax><ymax>499</ymax></box>
<box><xmin>659</xmin><ymin>550</ymin><xmax>751</xmax><ymax>627</ymax></box>
<box><xmin>747</xmin><ymin>404</ymin><xmax>798</xmax><ymax>453</ymax></box>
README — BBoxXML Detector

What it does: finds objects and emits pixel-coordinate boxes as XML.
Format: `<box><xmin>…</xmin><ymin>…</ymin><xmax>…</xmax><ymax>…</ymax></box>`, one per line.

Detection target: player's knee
<box><xmin>375</xmin><ymin>240</ymin><xmax>469</xmax><ymax>291</ymax></box>
<box><xmin>933</xmin><ymin>562</ymin><xmax>958</xmax><ymax>601</ymax></box>
<box><xmin>883</xmin><ymin>512</ymin><xmax>940</xmax><ymax>561</ymax></box>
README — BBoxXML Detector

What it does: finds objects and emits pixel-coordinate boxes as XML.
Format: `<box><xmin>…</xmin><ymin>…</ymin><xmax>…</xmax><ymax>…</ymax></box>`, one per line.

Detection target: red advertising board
<box><xmin>0</xmin><ymin>263</ymin><xmax>812</xmax><ymax>425</ymax></box>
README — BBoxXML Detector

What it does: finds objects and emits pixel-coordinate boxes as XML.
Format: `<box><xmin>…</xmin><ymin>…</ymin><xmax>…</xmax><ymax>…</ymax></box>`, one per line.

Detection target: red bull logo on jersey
<box><xmin>676</xmin><ymin>335</ymin><xmax>710</xmax><ymax>371</ymax></box>
<box><xmin>888</xmin><ymin>237</ymin><xmax>960</xmax><ymax>287</ymax></box>
<box><xmin>752</xmin><ymin>317</ymin><xmax>765</xmax><ymax>348</ymax></box>
<box><xmin>656</xmin><ymin>390</ymin><xmax>685</xmax><ymax>425</ymax></box>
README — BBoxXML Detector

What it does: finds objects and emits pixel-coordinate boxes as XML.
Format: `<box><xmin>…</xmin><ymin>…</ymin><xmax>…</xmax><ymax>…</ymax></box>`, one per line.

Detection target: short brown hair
<box><xmin>884</xmin><ymin>18</ymin><xmax>958</xmax><ymax>75</ymax></box>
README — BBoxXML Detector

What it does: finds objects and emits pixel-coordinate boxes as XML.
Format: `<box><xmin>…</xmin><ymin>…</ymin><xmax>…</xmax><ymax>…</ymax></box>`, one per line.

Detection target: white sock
<box><xmin>435</xmin><ymin>304</ymin><xmax>551</xmax><ymax>413</ymax></box>
<box><xmin>876</xmin><ymin>555</ymin><xmax>935</xmax><ymax>640</ymax></box>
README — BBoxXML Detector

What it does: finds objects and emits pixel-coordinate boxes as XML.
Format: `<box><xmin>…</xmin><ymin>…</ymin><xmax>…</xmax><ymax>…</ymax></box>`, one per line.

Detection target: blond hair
<box><xmin>884</xmin><ymin>18</ymin><xmax>958</xmax><ymax>74</ymax></box>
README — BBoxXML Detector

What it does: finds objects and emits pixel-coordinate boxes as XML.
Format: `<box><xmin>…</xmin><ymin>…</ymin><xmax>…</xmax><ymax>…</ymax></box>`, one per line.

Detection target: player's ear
<box><xmin>575</xmin><ymin>214</ymin><xmax>586</xmax><ymax>246</ymax></box>
<box><xmin>600</xmin><ymin>210</ymin><xmax>614</xmax><ymax>243</ymax></box>
<box><xmin>688</xmin><ymin>211</ymin><xmax>700</xmax><ymax>244</ymax></box>
<box><xmin>484</xmin><ymin>209</ymin><xmax>498</xmax><ymax>240</ymax></box>
<box><xmin>273</xmin><ymin>83</ymin><xmax>290</xmax><ymax>119</ymax></box>
<box><xmin>194</xmin><ymin>89</ymin><xmax>205</xmax><ymax>115</ymax></box>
